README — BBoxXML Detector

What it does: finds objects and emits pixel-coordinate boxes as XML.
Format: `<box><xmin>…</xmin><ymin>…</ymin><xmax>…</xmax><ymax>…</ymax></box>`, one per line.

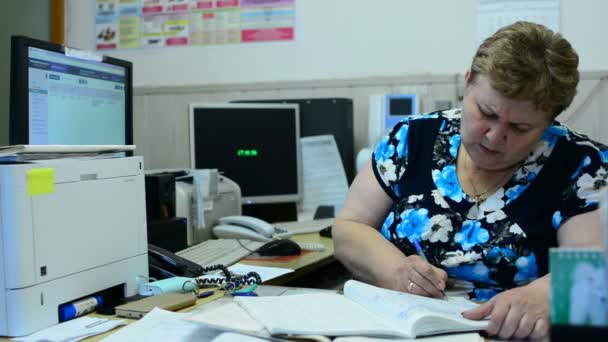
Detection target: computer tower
<box><xmin>147</xmin><ymin>217</ymin><xmax>188</xmax><ymax>253</ymax></box>
<box><xmin>145</xmin><ymin>173</ymin><xmax>176</xmax><ymax>220</ymax></box>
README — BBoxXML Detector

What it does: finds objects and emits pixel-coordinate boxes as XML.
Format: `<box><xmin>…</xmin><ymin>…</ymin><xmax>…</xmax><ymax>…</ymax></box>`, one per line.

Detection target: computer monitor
<box><xmin>189</xmin><ymin>103</ymin><xmax>301</xmax><ymax>205</ymax></box>
<box><xmin>9</xmin><ymin>35</ymin><xmax>133</xmax><ymax>145</ymax></box>
<box><xmin>368</xmin><ymin>93</ymin><xmax>419</xmax><ymax>147</ymax></box>
<box><xmin>232</xmin><ymin>98</ymin><xmax>355</xmax><ymax>184</ymax></box>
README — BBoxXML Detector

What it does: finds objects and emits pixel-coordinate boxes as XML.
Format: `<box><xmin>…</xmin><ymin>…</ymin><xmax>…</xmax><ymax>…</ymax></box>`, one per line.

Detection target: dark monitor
<box><xmin>9</xmin><ymin>35</ymin><xmax>133</xmax><ymax>145</ymax></box>
<box><xmin>189</xmin><ymin>103</ymin><xmax>301</xmax><ymax>205</ymax></box>
<box><xmin>389</xmin><ymin>97</ymin><xmax>414</xmax><ymax>115</ymax></box>
<box><xmin>233</xmin><ymin>98</ymin><xmax>354</xmax><ymax>183</ymax></box>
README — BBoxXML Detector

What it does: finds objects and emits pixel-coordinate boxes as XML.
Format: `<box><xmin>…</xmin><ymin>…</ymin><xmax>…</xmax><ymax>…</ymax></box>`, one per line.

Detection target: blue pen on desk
<box><xmin>197</xmin><ymin>291</ymin><xmax>215</xmax><ymax>299</ymax></box>
<box><xmin>412</xmin><ymin>238</ymin><xmax>447</xmax><ymax>300</ymax></box>
<box><xmin>231</xmin><ymin>292</ymin><xmax>258</xmax><ymax>297</ymax></box>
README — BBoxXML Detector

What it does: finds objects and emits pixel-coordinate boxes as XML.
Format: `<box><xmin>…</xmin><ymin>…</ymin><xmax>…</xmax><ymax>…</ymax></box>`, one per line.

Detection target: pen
<box><xmin>231</xmin><ymin>292</ymin><xmax>258</xmax><ymax>297</ymax></box>
<box><xmin>197</xmin><ymin>291</ymin><xmax>215</xmax><ymax>298</ymax></box>
<box><xmin>412</xmin><ymin>238</ymin><xmax>447</xmax><ymax>300</ymax></box>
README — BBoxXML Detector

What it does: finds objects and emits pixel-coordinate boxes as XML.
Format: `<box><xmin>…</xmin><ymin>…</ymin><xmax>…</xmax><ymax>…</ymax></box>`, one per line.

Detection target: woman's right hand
<box><xmin>391</xmin><ymin>255</ymin><xmax>448</xmax><ymax>298</ymax></box>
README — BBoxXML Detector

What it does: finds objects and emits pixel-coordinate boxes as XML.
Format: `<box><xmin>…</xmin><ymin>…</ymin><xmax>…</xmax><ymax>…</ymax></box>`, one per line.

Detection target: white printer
<box><xmin>176</xmin><ymin>170</ymin><xmax>242</xmax><ymax>245</ymax></box>
<box><xmin>0</xmin><ymin>157</ymin><xmax>148</xmax><ymax>337</ymax></box>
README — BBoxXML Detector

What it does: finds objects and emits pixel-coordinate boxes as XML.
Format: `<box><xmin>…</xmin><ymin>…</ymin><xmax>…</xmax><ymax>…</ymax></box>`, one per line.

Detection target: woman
<box><xmin>333</xmin><ymin>21</ymin><xmax>606</xmax><ymax>340</ymax></box>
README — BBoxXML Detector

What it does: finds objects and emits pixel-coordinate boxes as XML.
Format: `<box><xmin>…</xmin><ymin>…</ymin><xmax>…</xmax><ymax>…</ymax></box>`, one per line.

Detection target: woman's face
<box><xmin>460</xmin><ymin>74</ymin><xmax>552</xmax><ymax>171</ymax></box>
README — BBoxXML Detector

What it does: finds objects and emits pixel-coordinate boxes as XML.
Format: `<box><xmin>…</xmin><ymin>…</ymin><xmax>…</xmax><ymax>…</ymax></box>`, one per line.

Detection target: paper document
<box><xmin>274</xmin><ymin>218</ymin><xmax>334</xmax><ymax>235</ymax></box>
<box><xmin>228</xmin><ymin>263</ymin><xmax>293</xmax><ymax>282</ymax></box>
<box><xmin>477</xmin><ymin>0</ymin><xmax>559</xmax><ymax>45</ymax></box>
<box><xmin>212</xmin><ymin>332</ymin><xmax>271</xmax><ymax>342</ymax></box>
<box><xmin>0</xmin><ymin>145</ymin><xmax>136</xmax><ymax>162</ymax></box>
<box><xmin>0</xmin><ymin>144</ymin><xmax>135</xmax><ymax>155</ymax></box>
<box><xmin>300</xmin><ymin>135</ymin><xmax>349</xmax><ymax>220</ymax></box>
<box><xmin>13</xmin><ymin>316</ymin><xmax>125</xmax><ymax>342</ymax></box>
<box><xmin>333</xmin><ymin>333</ymin><xmax>484</xmax><ymax>342</ymax></box>
<box><xmin>187</xmin><ymin>300</ymin><xmax>267</xmax><ymax>335</ymax></box>
<box><xmin>197</xmin><ymin>263</ymin><xmax>293</xmax><ymax>283</ymax></box>
<box><xmin>101</xmin><ymin>308</ymin><xmax>222</xmax><ymax>342</ymax></box>
<box><xmin>191</xmin><ymin>169</ymin><xmax>216</xmax><ymax>230</ymax></box>
<box><xmin>255</xmin><ymin>285</ymin><xmax>339</xmax><ymax>298</ymax></box>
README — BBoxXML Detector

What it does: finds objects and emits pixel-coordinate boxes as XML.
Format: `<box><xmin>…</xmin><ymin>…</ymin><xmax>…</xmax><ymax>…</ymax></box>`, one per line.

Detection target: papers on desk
<box><xmin>275</xmin><ymin>218</ymin><xmax>334</xmax><ymax>235</ymax></box>
<box><xmin>188</xmin><ymin>299</ymin><xmax>267</xmax><ymax>335</ymax></box>
<box><xmin>211</xmin><ymin>332</ymin><xmax>271</xmax><ymax>342</ymax></box>
<box><xmin>13</xmin><ymin>316</ymin><xmax>126</xmax><ymax>342</ymax></box>
<box><xmin>299</xmin><ymin>135</ymin><xmax>349</xmax><ymax>221</ymax></box>
<box><xmin>0</xmin><ymin>144</ymin><xmax>135</xmax><ymax>162</ymax></box>
<box><xmin>101</xmin><ymin>308</ymin><xmax>223</xmax><ymax>342</ymax></box>
<box><xmin>332</xmin><ymin>334</ymin><xmax>484</xmax><ymax>342</ymax></box>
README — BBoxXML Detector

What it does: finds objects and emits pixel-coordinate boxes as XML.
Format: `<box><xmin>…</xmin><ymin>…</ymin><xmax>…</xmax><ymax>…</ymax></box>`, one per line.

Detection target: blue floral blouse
<box><xmin>372</xmin><ymin>109</ymin><xmax>608</xmax><ymax>301</ymax></box>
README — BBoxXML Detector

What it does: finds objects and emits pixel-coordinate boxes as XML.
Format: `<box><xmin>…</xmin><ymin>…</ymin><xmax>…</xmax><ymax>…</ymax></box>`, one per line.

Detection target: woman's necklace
<box><xmin>464</xmin><ymin>156</ymin><xmax>515</xmax><ymax>208</ymax></box>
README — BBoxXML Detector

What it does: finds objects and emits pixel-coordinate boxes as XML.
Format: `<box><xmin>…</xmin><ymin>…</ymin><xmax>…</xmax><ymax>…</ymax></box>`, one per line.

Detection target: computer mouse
<box><xmin>257</xmin><ymin>239</ymin><xmax>302</xmax><ymax>256</ymax></box>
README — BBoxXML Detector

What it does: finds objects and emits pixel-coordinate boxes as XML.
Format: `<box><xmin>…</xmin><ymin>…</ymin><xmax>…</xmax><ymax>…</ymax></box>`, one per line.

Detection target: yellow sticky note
<box><xmin>27</xmin><ymin>168</ymin><xmax>55</xmax><ymax>196</ymax></box>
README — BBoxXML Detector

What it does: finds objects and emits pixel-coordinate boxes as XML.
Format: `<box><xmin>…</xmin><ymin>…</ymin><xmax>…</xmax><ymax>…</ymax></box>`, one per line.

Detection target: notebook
<box><xmin>206</xmin><ymin>280</ymin><xmax>487</xmax><ymax>339</ymax></box>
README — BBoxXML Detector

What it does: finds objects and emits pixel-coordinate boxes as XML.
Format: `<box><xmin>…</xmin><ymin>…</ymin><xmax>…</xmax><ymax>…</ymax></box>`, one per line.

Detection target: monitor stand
<box><xmin>242</xmin><ymin>202</ymin><xmax>297</xmax><ymax>223</ymax></box>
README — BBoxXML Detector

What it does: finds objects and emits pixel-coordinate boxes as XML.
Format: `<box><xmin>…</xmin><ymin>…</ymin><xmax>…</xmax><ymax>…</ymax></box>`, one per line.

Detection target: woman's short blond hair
<box><xmin>469</xmin><ymin>21</ymin><xmax>579</xmax><ymax>118</ymax></box>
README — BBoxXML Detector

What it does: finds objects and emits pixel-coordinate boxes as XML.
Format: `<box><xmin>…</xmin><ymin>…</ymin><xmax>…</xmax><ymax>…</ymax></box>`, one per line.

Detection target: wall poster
<box><xmin>94</xmin><ymin>0</ymin><xmax>296</xmax><ymax>50</ymax></box>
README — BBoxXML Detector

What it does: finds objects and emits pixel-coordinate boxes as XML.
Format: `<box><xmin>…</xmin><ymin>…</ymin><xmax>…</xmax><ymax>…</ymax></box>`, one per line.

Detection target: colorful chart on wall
<box><xmin>94</xmin><ymin>0</ymin><xmax>296</xmax><ymax>50</ymax></box>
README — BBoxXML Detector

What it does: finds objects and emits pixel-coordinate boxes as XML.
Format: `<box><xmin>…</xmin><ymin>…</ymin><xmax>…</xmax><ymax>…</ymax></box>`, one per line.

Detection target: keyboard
<box><xmin>176</xmin><ymin>239</ymin><xmax>265</xmax><ymax>267</ymax></box>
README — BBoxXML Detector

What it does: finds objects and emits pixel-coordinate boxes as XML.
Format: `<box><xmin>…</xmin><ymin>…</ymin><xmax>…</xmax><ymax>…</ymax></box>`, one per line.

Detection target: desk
<box><xmin>0</xmin><ymin>233</ymin><xmax>336</xmax><ymax>341</ymax></box>
<box><xmin>1</xmin><ymin>287</ymin><xmax>493</xmax><ymax>342</ymax></box>
<box><xmin>2</xmin><ymin>286</ymin><xmax>338</xmax><ymax>342</ymax></box>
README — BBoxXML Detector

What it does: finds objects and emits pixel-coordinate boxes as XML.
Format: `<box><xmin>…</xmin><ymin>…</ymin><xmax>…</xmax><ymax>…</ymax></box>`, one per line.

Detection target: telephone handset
<box><xmin>148</xmin><ymin>244</ymin><xmax>204</xmax><ymax>279</ymax></box>
<box><xmin>212</xmin><ymin>215</ymin><xmax>280</xmax><ymax>242</ymax></box>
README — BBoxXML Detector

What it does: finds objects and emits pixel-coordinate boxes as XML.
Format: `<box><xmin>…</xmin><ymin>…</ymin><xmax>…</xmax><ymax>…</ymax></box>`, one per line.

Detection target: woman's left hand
<box><xmin>462</xmin><ymin>280</ymin><xmax>550</xmax><ymax>340</ymax></box>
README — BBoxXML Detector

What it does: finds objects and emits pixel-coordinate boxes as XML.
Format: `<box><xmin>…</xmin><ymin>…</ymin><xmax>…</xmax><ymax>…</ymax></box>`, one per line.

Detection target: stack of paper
<box><xmin>0</xmin><ymin>144</ymin><xmax>135</xmax><ymax>162</ymax></box>
<box><xmin>101</xmin><ymin>308</ymin><xmax>222</xmax><ymax>342</ymax></box>
<box><xmin>13</xmin><ymin>317</ymin><xmax>125</xmax><ymax>342</ymax></box>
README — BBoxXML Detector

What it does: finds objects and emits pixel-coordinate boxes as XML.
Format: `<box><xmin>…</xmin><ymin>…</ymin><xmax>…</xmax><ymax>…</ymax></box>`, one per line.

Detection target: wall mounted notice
<box><xmin>94</xmin><ymin>0</ymin><xmax>296</xmax><ymax>50</ymax></box>
<box><xmin>477</xmin><ymin>0</ymin><xmax>559</xmax><ymax>46</ymax></box>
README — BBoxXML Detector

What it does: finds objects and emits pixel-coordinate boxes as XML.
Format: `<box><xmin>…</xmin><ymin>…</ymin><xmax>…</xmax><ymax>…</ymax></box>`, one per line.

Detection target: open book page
<box><xmin>333</xmin><ymin>332</ymin><xmax>484</xmax><ymax>342</ymax></box>
<box><xmin>234</xmin><ymin>293</ymin><xmax>407</xmax><ymax>338</ymax></box>
<box><xmin>344</xmin><ymin>280</ymin><xmax>488</xmax><ymax>337</ymax></box>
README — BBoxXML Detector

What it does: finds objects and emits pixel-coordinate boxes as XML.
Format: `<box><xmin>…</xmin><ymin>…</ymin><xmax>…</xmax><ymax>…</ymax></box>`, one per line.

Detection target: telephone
<box><xmin>212</xmin><ymin>215</ymin><xmax>292</xmax><ymax>242</ymax></box>
<box><xmin>148</xmin><ymin>244</ymin><xmax>205</xmax><ymax>280</ymax></box>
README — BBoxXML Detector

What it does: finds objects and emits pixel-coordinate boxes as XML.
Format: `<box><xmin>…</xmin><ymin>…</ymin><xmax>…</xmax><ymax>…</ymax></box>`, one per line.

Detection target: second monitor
<box><xmin>189</xmin><ymin>103</ymin><xmax>301</xmax><ymax>206</ymax></box>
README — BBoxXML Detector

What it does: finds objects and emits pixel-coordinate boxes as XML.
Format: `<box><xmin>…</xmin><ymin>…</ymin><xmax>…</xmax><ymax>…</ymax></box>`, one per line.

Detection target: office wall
<box><xmin>0</xmin><ymin>1</ymin><xmax>50</xmax><ymax>146</ymax></box>
<box><xmin>62</xmin><ymin>0</ymin><xmax>608</xmax><ymax>171</ymax></box>
<box><xmin>133</xmin><ymin>75</ymin><xmax>458</xmax><ymax>169</ymax></box>
<box><xmin>65</xmin><ymin>0</ymin><xmax>608</xmax><ymax>87</ymax></box>
<box><xmin>132</xmin><ymin>72</ymin><xmax>607</xmax><ymax>171</ymax></box>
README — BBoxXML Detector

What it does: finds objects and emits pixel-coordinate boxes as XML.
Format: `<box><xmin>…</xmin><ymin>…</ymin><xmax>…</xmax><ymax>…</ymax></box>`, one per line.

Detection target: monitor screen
<box><xmin>9</xmin><ymin>35</ymin><xmax>132</xmax><ymax>145</ymax></box>
<box><xmin>386</xmin><ymin>94</ymin><xmax>418</xmax><ymax>116</ymax></box>
<box><xmin>232</xmin><ymin>98</ymin><xmax>355</xmax><ymax>184</ymax></box>
<box><xmin>389</xmin><ymin>98</ymin><xmax>414</xmax><ymax>116</ymax></box>
<box><xmin>189</xmin><ymin>103</ymin><xmax>301</xmax><ymax>204</ymax></box>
